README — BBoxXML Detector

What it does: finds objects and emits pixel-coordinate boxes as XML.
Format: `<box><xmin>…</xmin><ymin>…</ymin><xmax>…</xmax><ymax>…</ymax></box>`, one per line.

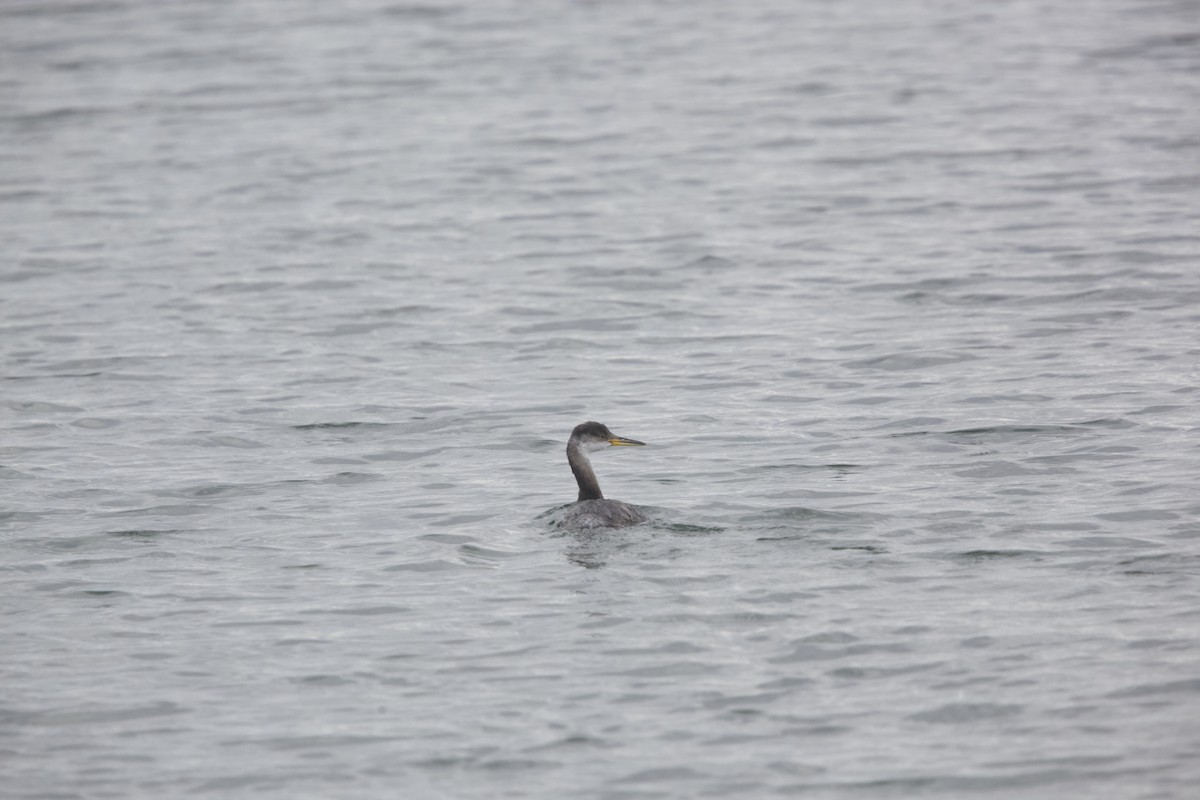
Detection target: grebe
<box><xmin>560</xmin><ymin>421</ymin><xmax>648</xmax><ymax>529</ymax></box>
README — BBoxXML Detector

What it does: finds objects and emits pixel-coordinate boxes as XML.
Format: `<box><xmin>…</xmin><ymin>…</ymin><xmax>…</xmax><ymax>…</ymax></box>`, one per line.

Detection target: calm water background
<box><xmin>3</xmin><ymin>1</ymin><xmax>1200</xmax><ymax>797</ymax></box>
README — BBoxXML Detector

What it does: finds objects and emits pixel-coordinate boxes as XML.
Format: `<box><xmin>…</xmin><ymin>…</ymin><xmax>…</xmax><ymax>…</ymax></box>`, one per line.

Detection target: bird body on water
<box><xmin>560</xmin><ymin>421</ymin><xmax>648</xmax><ymax>529</ymax></box>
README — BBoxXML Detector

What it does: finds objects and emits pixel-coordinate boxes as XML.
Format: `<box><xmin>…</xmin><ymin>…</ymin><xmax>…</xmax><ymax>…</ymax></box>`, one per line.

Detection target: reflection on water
<box><xmin>4</xmin><ymin>0</ymin><xmax>1200</xmax><ymax>797</ymax></box>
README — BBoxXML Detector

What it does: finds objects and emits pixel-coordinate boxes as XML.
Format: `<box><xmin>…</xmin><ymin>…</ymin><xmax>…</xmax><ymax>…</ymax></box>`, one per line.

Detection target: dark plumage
<box><xmin>560</xmin><ymin>421</ymin><xmax>648</xmax><ymax>529</ymax></box>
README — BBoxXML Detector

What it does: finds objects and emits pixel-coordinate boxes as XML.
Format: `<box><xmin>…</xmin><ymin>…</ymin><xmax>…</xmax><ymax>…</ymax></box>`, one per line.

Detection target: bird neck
<box><xmin>567</xmin><ymin>440</ymin><xmax>604</xmax><ymax>501</ymax></box>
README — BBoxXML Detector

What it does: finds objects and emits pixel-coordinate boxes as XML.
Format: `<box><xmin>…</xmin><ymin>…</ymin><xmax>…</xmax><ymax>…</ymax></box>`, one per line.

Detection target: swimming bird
<box><xmin>560</xmin><ymin>421</ymin><xmax>648</xmax><ymax>529</ymax></box>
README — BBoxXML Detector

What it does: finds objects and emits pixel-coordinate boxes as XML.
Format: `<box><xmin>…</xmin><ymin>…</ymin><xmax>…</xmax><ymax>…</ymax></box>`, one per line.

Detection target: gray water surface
<box><xmin>3</xmin><ymin>1</ymin><xmax>1200</xmax><ymax>798</ymax></box>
